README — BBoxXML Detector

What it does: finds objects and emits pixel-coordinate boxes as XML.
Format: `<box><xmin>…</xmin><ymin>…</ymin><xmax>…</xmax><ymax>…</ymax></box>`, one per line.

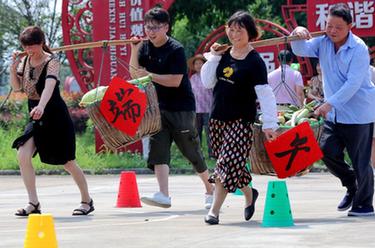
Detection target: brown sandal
<box><xmin>15</xmin><ymin>202</ymin><xmax>41</xmax><ymax>217</ymax></box>
<box><xmin>72</xmin><ymin>199</ymin><xmax>94</xmax><ymax>216</ymax></box>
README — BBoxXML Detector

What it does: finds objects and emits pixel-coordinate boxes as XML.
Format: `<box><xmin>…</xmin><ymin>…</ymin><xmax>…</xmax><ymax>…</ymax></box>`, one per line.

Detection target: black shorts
<box><xmin>147</xmin><ymin>110</ymin><xmax>207</xmax><ymax>173</ymax></box>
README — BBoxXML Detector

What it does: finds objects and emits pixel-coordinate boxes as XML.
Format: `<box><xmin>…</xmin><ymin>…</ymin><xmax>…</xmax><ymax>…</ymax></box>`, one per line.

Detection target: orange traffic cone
<box><xmin>116</xmin><ymin>171</ymin><xmax>142</xmax><ymax>207</ymax></box>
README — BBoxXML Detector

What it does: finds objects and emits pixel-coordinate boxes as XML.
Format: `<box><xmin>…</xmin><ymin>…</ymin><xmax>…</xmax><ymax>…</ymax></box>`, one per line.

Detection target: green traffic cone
<box><xmin>262</xmin><ymin>180</ymin><xmax>294</xmax><ymax>227</ymax></box>
<box><xmin>234</xmin><ymin>163</ymin><xmax>252</xmax><ymax>196</ymax></box>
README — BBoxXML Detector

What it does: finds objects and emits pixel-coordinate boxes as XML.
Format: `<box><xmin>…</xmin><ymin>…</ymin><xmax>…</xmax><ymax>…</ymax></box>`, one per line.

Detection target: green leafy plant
<box><xmin>62</xmin><ymin>91</ymin><xmax>89</xmax><ymax>133</ymax></box>
<box><xmin>0</xmin><ymin>93</ymin><xmax>28</xmax><ymax>130</ymax></box>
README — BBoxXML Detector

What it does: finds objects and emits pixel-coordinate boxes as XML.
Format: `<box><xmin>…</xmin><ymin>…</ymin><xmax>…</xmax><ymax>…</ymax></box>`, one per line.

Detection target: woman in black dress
<box><xmin>201</xmin><ymin>11</ymin><xmax>278</xmax><ymax>224</ymax></box>
<box><xmin>10</xmin><ymin>26</ymin><xmax>94</xmax><ymax>216</ymax></box>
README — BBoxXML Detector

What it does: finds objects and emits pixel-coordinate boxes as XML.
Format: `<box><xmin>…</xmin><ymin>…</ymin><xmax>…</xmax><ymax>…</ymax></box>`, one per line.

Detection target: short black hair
<box><xmin>278</xmin><ymin>50</ymin><xmax>293</xmax><ymax>63</ymax></box>
<box><xmin>144</xmin><ymin>7</ymin><xmax>170</xmax><ymax>25</ymax></box>
<box><xmin>329</xmin><ymin>3</ymin><xmax>352</xmax><ymax>24</ymax></box>
<box><xmin>227</xmin><ymin>10</ymin><xmax>260</xmax><ymax>41</ymax></box>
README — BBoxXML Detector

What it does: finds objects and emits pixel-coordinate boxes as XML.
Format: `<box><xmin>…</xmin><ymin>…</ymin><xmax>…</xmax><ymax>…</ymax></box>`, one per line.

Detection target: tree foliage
<box><xmin>168</xmin><ymin>0</ymin><xmax>293</xmax><ymax>56</ymax></box>
<box><xmin>0</xmin><ymin>0</ymin><xmax>62</xmax><ymax>87</ymax></box>
<box><xmin>0</xmin><ymin>0</ymin><xmax>61</xmax><ymax>57</ymax></box>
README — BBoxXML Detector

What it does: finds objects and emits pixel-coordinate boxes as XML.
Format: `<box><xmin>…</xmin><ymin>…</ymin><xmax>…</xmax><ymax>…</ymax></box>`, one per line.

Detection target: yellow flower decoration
<box><xmin>223</xmin><ymin>66</ymin><xmax>234</xmax><ymax>78</ymax></box>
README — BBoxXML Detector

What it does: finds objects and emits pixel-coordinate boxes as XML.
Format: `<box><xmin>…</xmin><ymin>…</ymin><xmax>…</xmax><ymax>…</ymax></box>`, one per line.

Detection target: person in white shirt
<box><xmin>268</xmin><ymin>50</ymin><xmax>304</xmax><ymax>108</ymax></box>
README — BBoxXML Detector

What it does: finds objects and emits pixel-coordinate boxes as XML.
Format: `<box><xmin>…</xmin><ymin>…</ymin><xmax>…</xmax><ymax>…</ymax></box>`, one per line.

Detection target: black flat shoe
<box><xmin>15</xmin><ymin>202</ymin><xmax>41</xmax><ymax>217</ymax></box>
<box><xmin>204</xmin><ymin>214</ymin><xmax>219</xmax><ymax>225</ymax></box>
<box><xmin>244</xmin><ymin>188</ymin><xmax>259</xmax><ymax>221</ymax></box>
<box><xmin>72</xmin><ymin>199</ymin><xmax>95</xmax><ymax>216</ymax></box>
<box><xmin>337</xmin><ymin>190</ymin><xmax>356</xmax><ymax>211</ymax></box>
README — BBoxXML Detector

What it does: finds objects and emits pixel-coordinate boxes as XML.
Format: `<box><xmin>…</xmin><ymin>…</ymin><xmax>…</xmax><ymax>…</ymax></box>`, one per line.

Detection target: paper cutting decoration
<box><xmin>100</xmin><ymin>76</ymin><xmax>147</xmax><ymax>136</ymax></box>
<box><xmin>264</xmin><ymin>122</ymin><xmax>323</xmax><ymax>178</ymax></box>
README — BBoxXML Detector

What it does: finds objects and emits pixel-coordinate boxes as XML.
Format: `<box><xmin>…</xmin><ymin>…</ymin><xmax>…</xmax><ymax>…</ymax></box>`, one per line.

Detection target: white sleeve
<box><xmin>200</xmin><ymin>52</ymin><xmax>221</xmax><ymax>89</ymax></box>
<box><xmin>255</xmin><ymin>84</ymin><xmax>279</xmax><ymax>131</ymax></box>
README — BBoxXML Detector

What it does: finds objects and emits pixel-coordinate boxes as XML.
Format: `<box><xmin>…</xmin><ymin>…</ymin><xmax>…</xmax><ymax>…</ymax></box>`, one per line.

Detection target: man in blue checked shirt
<box><xmin>291</xmin><ymin>3</ymin><xmax>375</xmax><ymax>217</ymax></box>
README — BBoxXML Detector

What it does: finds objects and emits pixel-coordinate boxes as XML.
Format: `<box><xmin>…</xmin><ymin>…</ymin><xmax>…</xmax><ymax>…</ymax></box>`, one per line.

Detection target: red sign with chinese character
<box><xmin>100</xmin><ymin>76</ymin><xmax>147</xmax><ymax>137</ymax></box>
<box><xmin>264</xmin><ymin>122</ymin><xmax>323</xmax><ymax>179</ymax></box>
<box><xmin>307</xmin><ymin>0</ymin><xmax>375</xmax><ymax>37</ymax></box>
<box><xmin>88</xmin><ymin>0</ymin><xmax>174</xmax><ymax>152</ymax></box>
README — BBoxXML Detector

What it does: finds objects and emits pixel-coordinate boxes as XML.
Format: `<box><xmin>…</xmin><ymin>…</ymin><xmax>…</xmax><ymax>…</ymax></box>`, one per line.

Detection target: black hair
<box><xmin>309</xmin><ymin>58</ymin><xmax>320</xmax><ymax>76</ymax></box>
<box><xmin>278</xmin><ymin>50</ymin><xmax>293</xmax><ymax>64</ymax></box>
<box><xmin>227</xmin><ymin>10</ymin><xmax>261</xmax><ymax>41</ymax></box>
<box><xmin>144</xmin><ymin>7</ymin><xmax>170</xmax><ymax>25</ymax></box>
<box><xmin>19</xmin><ymin>26</ymin><xmax>52</xmax><ymax>54</ymax></box>
<box><xmin>329</xmin><ymin>3</ymin><xmax>352</xmax><ymax>24</ymax></box>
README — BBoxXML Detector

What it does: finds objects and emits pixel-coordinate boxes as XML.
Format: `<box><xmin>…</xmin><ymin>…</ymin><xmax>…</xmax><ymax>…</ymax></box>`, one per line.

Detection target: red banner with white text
<box><xmin>307</xmin><ymin>0</ymin><xmax>375</xmax><ymax>37</ymax></box>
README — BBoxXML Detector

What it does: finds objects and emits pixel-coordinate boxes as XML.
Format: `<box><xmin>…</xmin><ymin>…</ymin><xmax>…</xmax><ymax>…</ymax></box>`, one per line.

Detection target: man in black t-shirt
<box><xmin>130</xmin><ymin>7</ymin><xmax>214</xmax><ymax>209</ymax></box>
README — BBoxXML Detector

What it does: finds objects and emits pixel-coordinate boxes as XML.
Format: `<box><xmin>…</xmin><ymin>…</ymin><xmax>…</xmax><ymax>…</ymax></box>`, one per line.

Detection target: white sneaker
<box><xmin>204</xmin><ymin>193</ymin><xmax>214</xmax><ymax>209</ymax></box>
<box><xmin>141</xmin><ymin>192</ymin><xmax>171</xmax><ymax>208</ymax></box>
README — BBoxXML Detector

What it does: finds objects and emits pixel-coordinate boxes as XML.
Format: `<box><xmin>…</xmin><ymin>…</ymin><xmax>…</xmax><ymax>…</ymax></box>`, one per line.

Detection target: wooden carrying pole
<box><xmin>17</xmin><ymin>39</ymin><xmax>144</xmax><ymax>57</ymax></box>
<box><xmin>50</xmin><ymin>39</ymin><xmax>141</xmax><ymax>53</ymax></box>
<box><xmin>250</xmin><ymin>31</ymin><xmax>326</xmax><ymax>48</ymax></box>
<box><xmin>18</xmin><ymin>31</ymin><xmax>325</xmax><ymax>56</ymax></box>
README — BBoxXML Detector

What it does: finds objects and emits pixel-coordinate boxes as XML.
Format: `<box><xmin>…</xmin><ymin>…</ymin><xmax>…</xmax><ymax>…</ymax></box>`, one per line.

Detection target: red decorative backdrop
<box><xmin>196</xmin><ymin>0</ymin><xmax>374</xmax><ymax>82</ymax></box>
<box><xmin>62</xmin><ymin>0</ymin><xmax>174</xmax><ymax>152</ymax></box>
<box><xmin>61</xmin><ymin>0</ymin><xmax>374</xmax><ymax>152</ymax></box>
<box><xmin>307</xmin><ymin>0</ymin><xmax>375</xmax><ymax>37</ymax></box>
<box><xmin>62</xmin><ymin>0</ymin><xmax>175</xmax><ymax>93</ymax></box>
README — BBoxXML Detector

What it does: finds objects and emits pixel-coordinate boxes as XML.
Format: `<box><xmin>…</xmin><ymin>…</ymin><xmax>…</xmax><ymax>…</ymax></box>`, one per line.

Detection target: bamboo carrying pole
<box><xmin>18</xmin><ymin>31</ymin><xmax>325</xmax><ymax>55</ymax></box>
<box><xmin>250</xmin><ymin>31</ymin><xmax>326</xmax><ymax>48</ymax></box>
<box><xmin>50</xmin><ymin>39</ymin><xmax>143</xmax><ymax>53</ymax></box>
<box><xmin>17</xmin><ymin>39</ymin><xmax>144</xmax><ymax>57</ymax></box>
<box><xmin>2</xmin><ymin>31</ymin><xmax>326</xmax><ymax>110</ymax></box>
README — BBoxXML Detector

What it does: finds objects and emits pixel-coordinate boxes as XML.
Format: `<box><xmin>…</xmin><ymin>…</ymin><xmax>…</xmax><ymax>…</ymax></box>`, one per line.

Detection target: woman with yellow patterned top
<box><xmin>10</xmin><ymin>26</ymin><xmax>94</xmax><ymax>216</ymax></box>
<box><xmin>201</xmin><ymin>11</ymin><xmax>278</xmax><ymax>225</ymax></box>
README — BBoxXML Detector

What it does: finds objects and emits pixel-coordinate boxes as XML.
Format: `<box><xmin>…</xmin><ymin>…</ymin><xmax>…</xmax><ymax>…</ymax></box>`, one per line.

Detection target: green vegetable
<box><xmin>79</xmin><ymin>86</ymin><xmax>108</xmax><ymax>107</ymax></box>
<box><xmin>284</xmin><ymin>120</ymin><xmax>292</xmax><ymax>126</ymax></box>
<box><xmin>288</xmin><ymin>105</ymin><xmax>299</xmax><ymax>111</ymax></box>
<box><xmin>79</xmin><ymin>75</ymin><xmax>152</xmax><ymax>107</ymax></box>
<box><xmin>294</xmin><ymin>108</ymin><xmax>310</xmax><ymax>126</ymax></box>
<box><xmin>290</xmin><ymin>109</ymin><xmax>302</xmax><ymax>127</ymax></box>
<box><xmin>277</xmin><ymin>115</ymin><xmax>286</xmax><ymax>125</ymax></box>
<box><xmin>297</xmin><ymin>117</ymin><xmax>309</xmax><ymax>125</ymax></box>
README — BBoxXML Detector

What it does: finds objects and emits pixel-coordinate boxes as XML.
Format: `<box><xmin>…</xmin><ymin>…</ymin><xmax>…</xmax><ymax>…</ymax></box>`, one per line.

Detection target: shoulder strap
<box><xmin>35</xmin><ymin>55</ymin><xmax>58</xmax><ymax>96</ymax></box>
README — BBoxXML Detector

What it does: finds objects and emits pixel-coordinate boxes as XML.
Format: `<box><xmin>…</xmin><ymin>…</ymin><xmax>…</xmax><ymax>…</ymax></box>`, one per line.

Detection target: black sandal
<box><xmin>15</xmin><ymin>202</ymin><xmax>41</xmax><ymax>217</ymax></box>
<box><xmin>72</xmin><ymin>199</ymin><xmax>94</xmax><ymax>216</ymax></box>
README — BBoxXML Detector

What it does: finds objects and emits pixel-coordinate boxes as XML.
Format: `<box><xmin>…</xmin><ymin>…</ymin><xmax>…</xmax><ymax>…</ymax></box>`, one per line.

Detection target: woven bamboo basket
<box><xmin>86</xmin><ymin>83</ymin><xmax>161</xmax><ymax>151</ymax></box>
<box><xmin>249</xmin><ymin>119</ymin><xmax>323</xmax><ymax>176</ymax></box>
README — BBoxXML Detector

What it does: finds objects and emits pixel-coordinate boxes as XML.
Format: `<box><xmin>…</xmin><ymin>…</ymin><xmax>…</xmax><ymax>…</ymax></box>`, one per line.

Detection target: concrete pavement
<box><xmin>0</xmin><ymin>173</ymin><xmax>374</xmax><ymax>248</ymax></box>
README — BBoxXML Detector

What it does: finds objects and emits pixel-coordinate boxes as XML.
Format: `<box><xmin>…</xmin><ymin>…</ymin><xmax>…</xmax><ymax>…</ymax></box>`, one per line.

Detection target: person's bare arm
<box><xmin>9</xmin><ymin>52</ymin><xmax>24</xmax><ymax>91</ymax></box>
<box><xmin>30</xmin><ymin>78</ymin><xmax>56</xmax><ymax>120</ymax></box>
<box><xmin>133</xmin><ymin>68</ymin><xmax>183</xmax><ymax>87</ymax></box>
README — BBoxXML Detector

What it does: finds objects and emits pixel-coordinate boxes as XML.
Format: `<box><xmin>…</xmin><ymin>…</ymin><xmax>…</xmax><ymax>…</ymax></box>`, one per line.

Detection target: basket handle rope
<box><xmin>94</xmin><ymin>42</ymin><xmax>108</xmax><ymax>101</ymax></box>
<box><xmin>273</xmin><ymin>36</ymin><xmax>301</xmax><ymax>106</ymax></box>
<box><xmin>115</xmin><ymin>55</ymin><xmax>151</xmax><ymax>89</ymax></box>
